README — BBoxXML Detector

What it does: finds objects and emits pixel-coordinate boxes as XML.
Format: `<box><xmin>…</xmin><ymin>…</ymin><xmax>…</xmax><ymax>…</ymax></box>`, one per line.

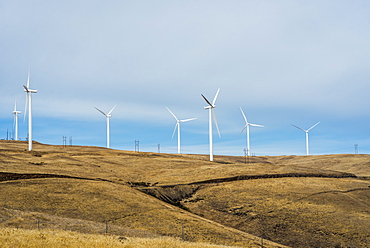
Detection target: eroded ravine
<box><xmin>133</xmin><ymin>171</ymin><xmax>358</xmax><ymax>208</ymax></box>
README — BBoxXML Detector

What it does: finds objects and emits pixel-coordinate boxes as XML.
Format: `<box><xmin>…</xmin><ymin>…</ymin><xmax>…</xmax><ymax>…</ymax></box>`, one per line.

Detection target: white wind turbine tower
<box><xmin>166</xmin><ymin>107</ymin><xmax>196</xmax><ymax>154</ymax></box>
<box><xmin>95</xmin><ymin>105</ymin><xmax>116</xmax><ymax>148</ymax></box>
<box><xmin>12</xmin><ymin>100</ymin><xmax>21</xmax><ymax>141</ymax></box>
<box><xmin>201</xmin><ymin>88</ymin><xmax>221</xmax><ymax>162</ymax></box>
<box><xmin>23</xmin><ymin>70</ymin><xmax>37</xmax><ymax>151</ymax></box>
<box><xmin>240</xmin><ymin>107</ymin><xmax>264</xmax><ymax>156</ymax></box>
<box><xmin>291</xmin><ymin>121</ymin><xmax>321</xmax><ymax>156</ymax></box>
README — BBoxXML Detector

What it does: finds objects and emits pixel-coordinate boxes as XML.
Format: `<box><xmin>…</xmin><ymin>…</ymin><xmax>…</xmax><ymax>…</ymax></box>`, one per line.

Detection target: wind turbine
<box><xmin>23</xmin><ymin>70</ymin><xmax>37</xmax><ymax>151</ymax></box>
<box><xmin>95</xmin><ymin>105</ymin><xmax>116</xmax><ymax>148</ymax></box>
<box><xmin>240</xmin><ymin>107</ymin><xmax>264</xmax><ymax>156</ymax></box>
<box><xmin>201</xmin><ymin>88</ymin><xmax>221</xmax><ymax>162</ymax></box>
<box><xmin>166</xmin><ymin>107</ymin><xmax>196</xmax><ymax>154</ymax></box>
<box><xmin>291</xmin><ymin>121</ymin><xmax>321</xmax><ymax>156</ymax></box>
<box><xmin>12</xmin><ymin>100</ymin><xmax>21</xmax><ymax>141</ymax></box>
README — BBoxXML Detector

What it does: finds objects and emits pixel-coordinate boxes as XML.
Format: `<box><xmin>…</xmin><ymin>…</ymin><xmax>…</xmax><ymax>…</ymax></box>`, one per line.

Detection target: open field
<box><xmin>0</xmin><ymin>140</ymin><xmax>369</xmax><ymax>247</ymax></box>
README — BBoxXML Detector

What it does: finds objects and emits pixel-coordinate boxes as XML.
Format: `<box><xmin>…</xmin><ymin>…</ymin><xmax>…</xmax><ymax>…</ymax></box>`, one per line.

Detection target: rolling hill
<box><xmin>0</xmin><ymin>140</ymin><xmax>369</xmax><ymax>247</ymax></box>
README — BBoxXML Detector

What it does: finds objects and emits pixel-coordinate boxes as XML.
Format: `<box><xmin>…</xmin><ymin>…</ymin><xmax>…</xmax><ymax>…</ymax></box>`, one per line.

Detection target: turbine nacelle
<box><xmin>204</xmin><ymin>105</ymin><xmax>214</xmax><ymax>110</ymax></box>
<box><xmin>291</xmin><ymin>121</ymin><xmax>321</xmax><ymax>133</ymax></box>
<box><xmin>201</xmin><ymin>92</ymin><xmax>218</xmax><ymax>109</ymax></box>
<box><xmin>23</xmin><ymin>85</ymin><xmax>37</xmax><ymax>93</ymax></box>
<box><xmin>95</xmin><ymin>105</ymin><xmax>116</xmax><ymax>118</ymax></box>
<box><xmin>13</xmin><ymin>105</ymin><xmax>21</xmax><ymax>115</ymax></box>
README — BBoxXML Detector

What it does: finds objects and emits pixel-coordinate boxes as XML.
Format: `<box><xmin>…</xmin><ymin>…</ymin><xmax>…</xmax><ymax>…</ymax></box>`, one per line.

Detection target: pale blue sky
<box><xmin>1</xmin><ymin>1</ymin><xmax>370</xmax><ymax>155</ymax></box>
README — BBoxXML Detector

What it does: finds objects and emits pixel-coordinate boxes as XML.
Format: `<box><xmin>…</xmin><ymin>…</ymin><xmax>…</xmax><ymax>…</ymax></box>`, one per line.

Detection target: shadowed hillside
<box><xmin>0</xmin><ymin>140</ymin><xmax>369</xmax><ymax>247</ymax></box>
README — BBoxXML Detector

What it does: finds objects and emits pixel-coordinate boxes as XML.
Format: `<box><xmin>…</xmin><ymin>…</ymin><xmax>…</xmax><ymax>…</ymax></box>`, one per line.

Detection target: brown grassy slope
<box><xmin>183</xmin><ymin>177</ymin><xmax>370</xmax><ymax>247</ymax></box>
<box><xmin>1</xmin><ymin>141</ymin><xmax>368</xmax><ymax>185</ymax></box>
<box><xmin>0</xmin><ymin>228</ymin><xmax>241</xmax><ymax>248</ymax></box>
<box><xmin>0</xmin><ymin>141</ymin><xmax>287</xmax><ymax>247</ymax></box>
<box><xmin>206</xmin><ymin>154</ymin><xmax>370</xmax><ymax>177</ymax></box>
<box><xmin>0</xmin><ymin>177</ymin><xmax>285</xmax><ymax>247</ymax></box>
<box><xmin>1</xmin><ymin>140</ymin><xmax>370</xmax><ymax>247</ymax></box>
<box><xmin>263</xmin><ymin>154</ymin><xmax>370</xmax><ymax>177</ymax></box>
<box><xmin>178</xmin><ymin>153</ymin><xmax>370</xmax><ymax>247</ymax></box>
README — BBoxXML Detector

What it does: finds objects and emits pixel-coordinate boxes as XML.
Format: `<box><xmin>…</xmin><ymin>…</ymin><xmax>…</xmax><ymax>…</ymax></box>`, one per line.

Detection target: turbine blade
<box><xmin>212</xmin><ymin>88</ymin><xmax>220</xmax><ymax>105</ymax></box>
<box><xmin>250</xmin><ymin>123</ymin><xmax>264</xmax><ymax>127</ymax></box>
<box><xmin>240</xmin><ymin>107</ymin><xmax>248</xmax><ymax>124</ymax></box>
<box><xmin>12</xmin><ymin>113</ymin><xmax>15</xmax><ymax>131</ymax></box>
<box><xmin>212</xmin><ymin>109</ymin><xmax>221</xmax><ymax>138</ymax></box>
<box><xmin>94</xmin><ymin>107</ymin><xmax>107</xmax><ymax>116</ymax></box>
<box><xmin>23</xmin><ymin>70</ymin><xmax>30</xmax><ymax>122</ymax></box>
<box><xmin>23</xmin><ymin>93</ymin><xmax>28</xmax><ymax>122</ymax></box>
<box><xmin>180</xmin><ymin>118</ymin><xmax>197</xmax><ymax>122</ymax></box>
<box><xmin>166</xmin><ymin>106</ymin><xmax>179</xmax><ymax>121</ymax></box>
<box><xmin>27</xmin><ymin>70</ymin><xmax>30</xmax><ymax>89</ymax></box>
<box><xmin>107</xmin><ymin>105</ymin><xmax>116</xmax><ymax>115</ymax></box>
<box><xmin>240</xmin><ymin>125</ymin><xmax>247</xmax><ymax>135</ymax></box>
<box><xmin>201</xmin><ymin>94</ymin><xmax>213</xmax><ymax>107</ymax></box>
<box><xmin>307</xmin><ymin>121</ymin><xmax>321</xmax><ymax>131</ymax></box>
<box><xmin>291</xmin><ymin>124</ymin><xmax>306</xmax><ymax>132</ymax></box>
<box><xmin>171</xmin><ymin>123</ymin><xmax>178</xmax><ymax>140</ymax></box>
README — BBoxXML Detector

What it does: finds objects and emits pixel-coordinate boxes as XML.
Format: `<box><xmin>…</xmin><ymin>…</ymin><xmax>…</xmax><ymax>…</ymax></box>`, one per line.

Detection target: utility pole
<box><xmin>243</xmin><ymin>148</ymin><xmax>247</xmax><ymax>164</ymax></box>
<box><xmin>135</xmin><ymin>140</ymin><xmax>140</xmax><ymax>152</ymax></box>
<box><xmin>69</xmin><ymin>136</ymin><xmax>73</xmax><ymax>146</ymax></box>
<box><xmin>62</xmin><ymin>136</ymin><xmax>67</xmax><ymax>148</ymax></box>
<box><xmin>354</xmin><ymin>144</ymin><xmax>358</xmax><ymax>154</ymax></box>
<box><xmin>157</xmin><ymin>144</ymin><xmax>160</xmax><ymax>153</ymax></box>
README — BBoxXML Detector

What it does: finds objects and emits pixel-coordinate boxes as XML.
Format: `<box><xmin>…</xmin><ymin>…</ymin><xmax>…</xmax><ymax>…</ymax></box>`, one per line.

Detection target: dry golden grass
<box><xmin>183</xmin><ymin>177</ymin><xmax>370</xmax><ymax>247</ymax></box>
<box><xmin>1</xmin><ymin>141</ymin><xmax>368</xmax><ymax>185</ymax></box>
<box><xmin>1</xmin><ymin>140</ymin><xmax>369</xmax><ymax>247</ymax></box>
<box><xmin>0</xmin><ymin>178</ymin><xmax>280</xmax><ymax>247</ymax></box>
<box><xmin>0</xmin><ymin>227</ymin><xmax>239</xmax><ymax>248</ymax></box>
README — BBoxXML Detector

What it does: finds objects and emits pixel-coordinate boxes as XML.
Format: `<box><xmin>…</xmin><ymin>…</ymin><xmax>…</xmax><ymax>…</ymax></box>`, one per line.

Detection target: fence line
<box><xmin>0</xmin><ymin>219</ymin><xmax>159</xmax><ymax>239</ymax></box>
<box><xmin>0</xmin><ymin>219</ymin><xmax>270</xmax><ymax>247</ymax></box>
<box><xmin>2</xmin><ymin>218</ymin><xmax>364</xmax><ymax>247</ymax></box>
